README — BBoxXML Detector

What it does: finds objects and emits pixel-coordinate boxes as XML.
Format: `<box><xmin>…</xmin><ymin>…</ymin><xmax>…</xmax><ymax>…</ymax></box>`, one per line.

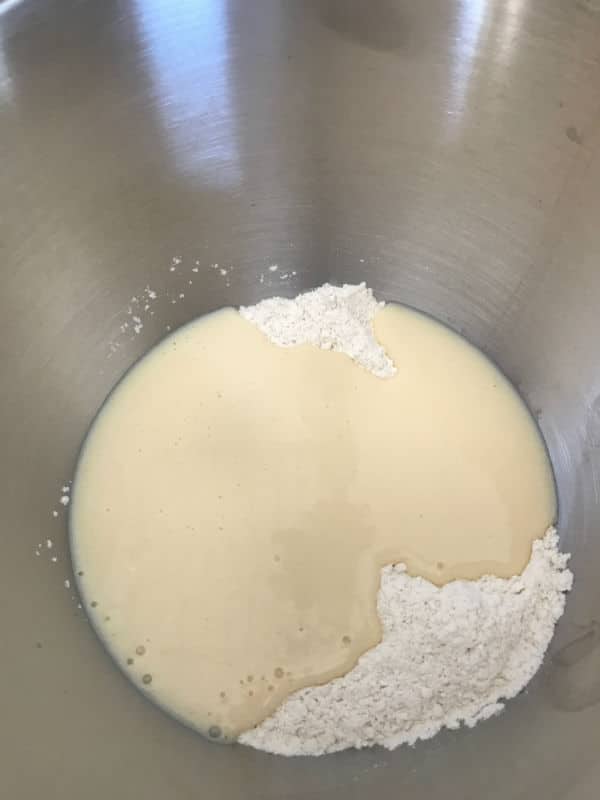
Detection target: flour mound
<box><xmin>240</xmin><ymin>282</ymin><xmax>395</xmax><ymax>378</ymax></box>
<box><xmin>240</xmin><ymin>530</ymin><xmax>572</xmax><ymax>755</ymax></box>
<box><xmin>238</xmin><ymin>283</ymin><xmax>572</xmax><ymax>756</ymax></box>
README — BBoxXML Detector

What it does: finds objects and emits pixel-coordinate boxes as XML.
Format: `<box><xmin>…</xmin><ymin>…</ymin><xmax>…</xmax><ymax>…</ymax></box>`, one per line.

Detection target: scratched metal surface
<box><xmin>1</xmin><ymin>0</ymin><xmax>600</xmax><ymax>798</ymax></box>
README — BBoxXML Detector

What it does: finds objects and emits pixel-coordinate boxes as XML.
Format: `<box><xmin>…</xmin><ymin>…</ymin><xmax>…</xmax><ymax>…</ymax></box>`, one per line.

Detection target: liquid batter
<box><xmin>70</xmin><ymin>303</ymin><xmax>556</xmax><ymax>741</ymax></box>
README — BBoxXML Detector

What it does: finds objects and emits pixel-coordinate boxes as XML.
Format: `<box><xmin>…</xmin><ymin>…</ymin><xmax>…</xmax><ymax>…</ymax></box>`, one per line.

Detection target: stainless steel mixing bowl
<box><xmin>2</xmin><ymin>0</ymin><xmax>600</xmax><ymax>797</ymax></box>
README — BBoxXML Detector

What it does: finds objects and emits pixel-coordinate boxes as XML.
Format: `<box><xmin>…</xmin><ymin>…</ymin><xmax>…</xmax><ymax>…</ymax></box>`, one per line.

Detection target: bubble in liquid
<box><xmin>274</xmin><ymin>667</ymin><xmax>284</xmax><ymax>679</ymax></box>
<box><xmin>208</xmin><ymin>725</ymin><xmax>222</xmax><ymax>739</ymax></box>
<box><xmin>136</xmin><ymin>645</ymin><xmax>146</xmax><ymax>656</ymax></box>
<box><xmin>142</xmin><ymin>673</ymin><xmax>153</xmax><ymax>685</ymax></box>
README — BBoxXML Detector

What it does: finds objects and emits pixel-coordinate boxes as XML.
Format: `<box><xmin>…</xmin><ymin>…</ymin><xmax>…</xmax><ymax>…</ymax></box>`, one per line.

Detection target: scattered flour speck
<box><xmin>107</xmin><ymin>284</ymin><xmax>159</xmax><ymax>356</ymax></box>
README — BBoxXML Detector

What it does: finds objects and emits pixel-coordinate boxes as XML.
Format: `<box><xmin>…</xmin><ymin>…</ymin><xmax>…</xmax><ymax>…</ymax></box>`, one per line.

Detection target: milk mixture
<box><xmin>70</xmin><ymin>293</ymin><xmax>556</xmax><ymax>743</ymax></box>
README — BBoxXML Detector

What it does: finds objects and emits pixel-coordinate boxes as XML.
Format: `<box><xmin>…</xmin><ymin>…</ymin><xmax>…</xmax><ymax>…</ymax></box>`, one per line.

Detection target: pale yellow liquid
<box><xmin>71</xmin><ymin>304</ymin><xmax>556</xmax><ymax>741</ymax></box>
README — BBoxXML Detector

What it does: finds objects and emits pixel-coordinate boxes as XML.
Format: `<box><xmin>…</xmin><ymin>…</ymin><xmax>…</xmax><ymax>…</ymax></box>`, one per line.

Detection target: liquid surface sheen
<box><xmin>71</xmin><ymin>304</ymin><xmax>556</xmax><ymax>741</ymax></box>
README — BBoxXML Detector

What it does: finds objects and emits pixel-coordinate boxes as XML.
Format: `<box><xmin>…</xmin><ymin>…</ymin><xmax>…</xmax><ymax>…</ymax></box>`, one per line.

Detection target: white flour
<box><xmin>239</xmin><ymin>283</ymin><xmax>573</xmax><ymax>756</ymax></box>
<box><xmin>240</xmin><ymin>282</ymin><xmax>395</xmax><ymax>378</ymax></box>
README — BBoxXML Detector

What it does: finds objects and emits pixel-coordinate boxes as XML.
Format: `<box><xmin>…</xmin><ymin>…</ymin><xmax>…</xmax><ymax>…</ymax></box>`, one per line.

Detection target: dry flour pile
<box><xmin>238</xmin><ymin>283</ymin><xmax>573</xmax><ymax>756</ymax></box>
<box><xmin>240</xmin><ymin>282</ymin><xmax>395</xmax><ymax>378</ymax></box>
<box><xmin>241</xmin><ymin>530</ymin><xmax>572</xmax><ymax>755</ymax></box>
